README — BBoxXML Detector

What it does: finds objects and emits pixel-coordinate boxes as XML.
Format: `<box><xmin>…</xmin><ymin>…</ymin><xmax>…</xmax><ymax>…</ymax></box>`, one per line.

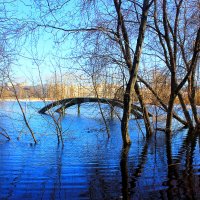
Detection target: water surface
<box><xmin>0</xmin><ymin>101</ymin><xmax>200</xmax><ymax>199</ymax></box>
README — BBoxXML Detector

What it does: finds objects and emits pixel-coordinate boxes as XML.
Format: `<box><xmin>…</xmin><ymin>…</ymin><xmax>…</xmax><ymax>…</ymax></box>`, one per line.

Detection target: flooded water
<box><xmin>0</xmin><ymin>101</ymin><xmax>200</xmax><ymax>199</ymax></box>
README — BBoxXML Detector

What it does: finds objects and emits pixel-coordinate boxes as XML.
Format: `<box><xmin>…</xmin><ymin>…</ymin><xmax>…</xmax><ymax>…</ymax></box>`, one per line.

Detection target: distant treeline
<box><xmin>1</xmin><ymin>82</ymin><xmax>199</xmax><ymax>106</ymax></box>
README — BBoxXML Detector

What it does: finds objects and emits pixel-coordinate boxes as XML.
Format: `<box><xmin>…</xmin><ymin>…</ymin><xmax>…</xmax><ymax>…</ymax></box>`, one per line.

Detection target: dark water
<box><xmin>0</xmin><ymin>101</ymin><xmax>200</xmax><ymax>199</ymax></box>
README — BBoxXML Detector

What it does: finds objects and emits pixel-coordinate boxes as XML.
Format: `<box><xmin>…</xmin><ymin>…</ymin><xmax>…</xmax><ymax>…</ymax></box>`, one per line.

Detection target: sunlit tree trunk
<box><xmin>120</xmin><ymin>0</ymin><xmax>152</xmax><ymax>146</ymax></box>
<box><xmin>134</xmin><ymin>82</ymin><xmax>152</xmax><ymax>137</ymax></box>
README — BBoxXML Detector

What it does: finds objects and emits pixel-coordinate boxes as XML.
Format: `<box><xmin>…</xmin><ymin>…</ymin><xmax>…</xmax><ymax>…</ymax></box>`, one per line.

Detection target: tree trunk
<box><xmin>166</xmin><ymin>95</ymin><xmax>175</xmax><ymax>133</ymax></box>
<box><xmin>188</xmin><ymin>73</ymin><xmax>199</xmax><ymax>125</ymax></box>
<box><xmin>177</xmin><ymin>92</ymin><xmax>194</xmax><ymax>129</ymax></box>
<box><xmin>134</xmin><ymin>82</ymin><xmax>152</xmax><ymax>137</ymax></box>
<box><xmin>166</xmin><ymin>73</ymin><xmax>176</xmax><ymax>133</ymax></box>
<box><xmin>138</xmin><ymin>75</ymin><xmax>189</xmax><ymax>127</ymax></box>
<box><xmin>121</xmin><ymin>81</ymin><xmax>132</xmax><ymax>146</ymax></box>
<box><xmin>121</xmin><ymin>0</ymin><xmax>151</xmax><ymax>146</ymax></box>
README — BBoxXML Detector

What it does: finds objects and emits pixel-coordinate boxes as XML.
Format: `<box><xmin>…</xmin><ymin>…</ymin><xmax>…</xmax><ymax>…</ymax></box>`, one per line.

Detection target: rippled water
<box><xmin>0</xmin><ymin>101</ymin><xmax>200</xmax><ymax>199</ymax></box>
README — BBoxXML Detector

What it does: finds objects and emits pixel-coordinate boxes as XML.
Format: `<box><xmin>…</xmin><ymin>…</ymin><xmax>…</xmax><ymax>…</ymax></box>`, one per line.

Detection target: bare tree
<box><xmin>145</xmin><ymin>0</ymin><xmax>200</xmax><ymax>132</ymax></box>
<box><xmin>8</xmin><ymin>74</ymin><xmax>37</xmax><ymax>144</ymax></box>
<box><xmin>1</xmin><ymin>0</ymin><xmax>199</xmax><ymax>145</ymax></box>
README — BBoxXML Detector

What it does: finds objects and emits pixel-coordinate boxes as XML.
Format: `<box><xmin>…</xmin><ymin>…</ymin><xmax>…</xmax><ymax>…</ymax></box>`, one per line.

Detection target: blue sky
<box><xmin>4</xmin><ymin>0</ymin><xmax>131</xmax><ymax>86</ymax></box>
<box><xmin>2</xmin><ymin>0</ymin><xmax>79</xmax><ymax>85</ymax></box>
<box><xmin>3</xmin><ymin>0</ymin><xmax>167</xmax><ymax>86</ymax></box>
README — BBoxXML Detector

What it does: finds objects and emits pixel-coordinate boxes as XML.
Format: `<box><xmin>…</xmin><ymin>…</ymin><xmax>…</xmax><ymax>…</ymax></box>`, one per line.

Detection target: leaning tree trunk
<box><xmin>177</xmin><ymin>92</ymin><xmax>194</xmax><ymax>129</ymax></box>
<box><xmin>134</xmin><ymin>82</ymin><xmax>152</xmax><ymax>137</ymax></box>
<box><xmin>138</xmin><ymin>75</ymin><xmax>189</xmax><ymax>127</ymax></box>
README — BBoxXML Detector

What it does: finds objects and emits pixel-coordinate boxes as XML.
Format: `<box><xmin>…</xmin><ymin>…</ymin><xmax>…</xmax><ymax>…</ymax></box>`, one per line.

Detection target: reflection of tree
<box><xmin>0</xmin><ymin>126</ymin><xmax>10</xmax><ymax>140</ymax></box>
<box><xmin>120</xmin><ymin>135</ymin><xmax>153</xmax><ymax>199</ymax></box>
<box><xmin>84</xmin><ymin>143</ymin><xmax>121</xmax><ymax>199</ymax></box>
<box><xmin>130</xmin><ymin>137</ymin><xmax>151</xmax><ymax>193</ymax></box>
<box><xmin>165</xmin><ymin>130</ymin><xmax>200</xmax><ymax>199</ymax></box>
<box><xmin>119</xmin><ymin>130</ymin><xmax>200</xmax><ymax>199</ymax></box>
<box><xmin>87</xmin><ymin>162</ymin><xmax>119</xmax><ymax>199</ymax></box>
<box><xmin>180</xmin><ymin>131</ymin><xmax>199</xmax><ymax>199</ymax></box>
<box><xmin>183</xmin><ymin>135</ymin><xmax>196</xmax><ymax>199</ymax></box>
<box><xmin>166</xmin><ymin>134</ymin><xmax>180</xmax><ymax>199</ymax></box>
<box><xmin>50</xmin><ymin>146</ymin><xmax>63</xmax><ymax>200</ymax></box>
<box><xmin>86</xmin><ymin>128</ymin><xmax>151</xmax><ymax>199</ymax></box>
<box><xmin>120</xmin><ymin>145</ymin><xmax>130</xmax><ymax>200</ymax></box>
<box><xmin>177</xmin><ymin>130</ymin><xmax>200</xmax><ymax>161</ymax></box>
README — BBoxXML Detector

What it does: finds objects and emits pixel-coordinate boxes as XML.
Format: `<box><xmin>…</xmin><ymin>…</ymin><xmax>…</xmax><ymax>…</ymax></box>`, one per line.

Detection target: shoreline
<box><xmin>0</xmin><ymin>99</ymin><xmax>200</xmax><ymax>107</ymax></box>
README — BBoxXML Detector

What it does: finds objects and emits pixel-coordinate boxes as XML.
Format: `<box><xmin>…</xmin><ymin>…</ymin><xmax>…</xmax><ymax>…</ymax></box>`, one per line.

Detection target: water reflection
<box><xmin>50</xmin><ymin>145</ymin><xmax>63</xmax><ymax>200</ymax></box>
<box><xmin>119</xmin><ymin>130</ymin><xmax>200</xmax><ymax>200</ymax></box>
<box><xmin>120</xmin><ymin>145</ymin><xmax>130</xmax><ymax>200</ymax></box>
<box><xmin>164</xmin><ymin>130</ymin><xmax>200</xmax><ymax>200</ymax></box>
<box><xmin>0</xmin><ymin>102</ymin><xmax>200</xmax><ymax>199</ymax></box>
<box><xmin>166</xmin><ymin>133</ymin><xmax>180</xmax><ymax>199</ymax></box>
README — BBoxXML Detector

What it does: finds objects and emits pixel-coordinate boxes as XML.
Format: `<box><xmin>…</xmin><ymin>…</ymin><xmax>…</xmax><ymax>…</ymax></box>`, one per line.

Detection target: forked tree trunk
<box><xmin>121</xmin><ymin>0</ymin><xmax>151</xmax><ymax>146</ymax></box>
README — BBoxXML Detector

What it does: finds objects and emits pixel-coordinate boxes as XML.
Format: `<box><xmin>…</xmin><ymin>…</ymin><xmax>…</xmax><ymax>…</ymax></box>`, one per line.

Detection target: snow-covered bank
<box><xmin>0</xmin><ymin>98</ymin><xmax>55</xmax><ymax>102</ymax></box>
